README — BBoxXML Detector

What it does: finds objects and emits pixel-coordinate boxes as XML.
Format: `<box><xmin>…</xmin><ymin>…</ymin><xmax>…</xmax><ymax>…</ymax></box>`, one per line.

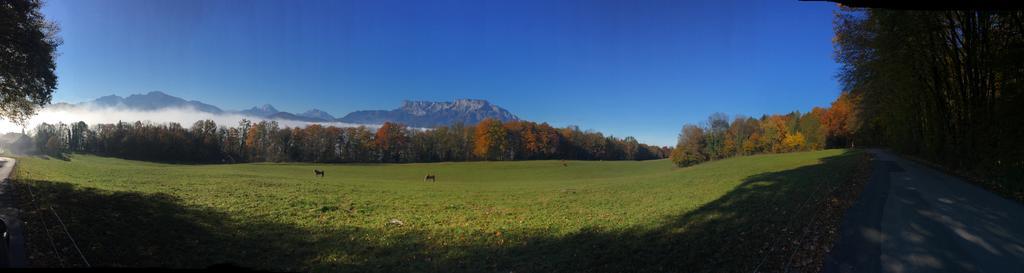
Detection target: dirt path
<box><xmin>823</xmin><ymin>150</ymin><xmax>1024</xmax><ymax>273</ymax></box>
<box><xmin>0</xmin><ymin>157</ymin><xmax>24</xmax><ymax>267</ymax></box>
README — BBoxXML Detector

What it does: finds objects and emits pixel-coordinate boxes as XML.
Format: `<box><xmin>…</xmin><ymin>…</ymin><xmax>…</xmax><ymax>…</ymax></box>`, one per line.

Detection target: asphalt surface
<box><xmin>0</xmin><ymin>157</ymin><xmax>24</xmax><ymax>267</ymax></box>
<box><xmin>823</xmin><ymin>150</ymin><xmax>1024</xmax><ymax>273</ymax></box>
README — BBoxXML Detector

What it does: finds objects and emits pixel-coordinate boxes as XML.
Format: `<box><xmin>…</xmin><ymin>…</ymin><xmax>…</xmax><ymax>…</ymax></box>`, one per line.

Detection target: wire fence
<box><xmin>16</xmin><ymin>174</ymin><xmax>91</xmax><ymax>268</ymax></box>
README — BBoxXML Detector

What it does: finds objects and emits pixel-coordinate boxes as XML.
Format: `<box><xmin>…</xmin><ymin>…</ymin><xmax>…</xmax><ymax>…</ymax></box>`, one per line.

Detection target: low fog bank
<box><xmin>0</xmin><ymin>105</ymin><xmax>377</xmax><ymax>135</ymax></box>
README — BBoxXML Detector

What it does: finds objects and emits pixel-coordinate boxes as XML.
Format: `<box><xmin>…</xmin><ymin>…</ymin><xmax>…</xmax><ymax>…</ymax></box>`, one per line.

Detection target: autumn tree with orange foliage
<box><xmin>822</xmin><ymin>92</ymin><xmax>857</xmax><ymax>148</ymax></box>
<box><xmin>671</xmin><ymin>108</ymin><xmax>836</xmax><ymax>167</ymax></box>
<box><xmin>760</xmin><ymin>115</ymin><xmax>790</xmax><ymax>153</ymax></box>
<box><xmin>503</xmin><ymin>120</ymin><xmax>530</xmax><ymax>160</ymax></box>
<box><xmin>671</xmin><ymin>124</ymin><xmax>706</xmax><ymax>167</ymax></box>
<box><xmin>474</xmin><ymin>118</ymin><xmax>508</xmax><ymax>160</ymax></box>
<box><xmin>375</xmin><ymin>122</ymin><xmax>409</xmax><ymax>162</ymax></box>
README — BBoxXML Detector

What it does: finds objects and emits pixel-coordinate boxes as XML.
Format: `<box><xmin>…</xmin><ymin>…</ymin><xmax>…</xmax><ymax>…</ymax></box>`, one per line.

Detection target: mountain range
<box><xmin>55</xmin><ymin>91</ymin><xmax>519</xmax><ymax>127</ymax></box>
<box><xmin>91</xmin><ymin>91</ymin><xmax>223</xmax><ymax>114</ymax></box>
<box><xmin>339</xmin><ymin>99</ymin><xmax>519</xmax><ymax>127</ymax></box>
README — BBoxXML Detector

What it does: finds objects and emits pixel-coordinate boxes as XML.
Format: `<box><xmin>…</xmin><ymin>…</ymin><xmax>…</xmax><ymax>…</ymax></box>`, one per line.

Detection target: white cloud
<box><xmin>0</xmin><ymin>104</ymin><xmax>377</xmax><ymax>134</ymax></box>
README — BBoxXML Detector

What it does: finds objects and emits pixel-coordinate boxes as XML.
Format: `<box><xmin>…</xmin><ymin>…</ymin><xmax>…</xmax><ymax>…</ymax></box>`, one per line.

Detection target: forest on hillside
<box><xmin>669</xmin><ymin>100</ymin><xmax>855</xmax><ymax>168</ymax></box>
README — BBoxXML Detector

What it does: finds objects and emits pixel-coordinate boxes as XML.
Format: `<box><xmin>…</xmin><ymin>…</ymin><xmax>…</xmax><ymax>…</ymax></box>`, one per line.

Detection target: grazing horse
<box><xmin>424</xmin><ymin>174</ymin><xmax>436</xmax><ymax>182</ymax></box>
<box><xmin>314</xmin><ymin>169</ymin><xmax>325</xmax><ymax>177</ymax></box>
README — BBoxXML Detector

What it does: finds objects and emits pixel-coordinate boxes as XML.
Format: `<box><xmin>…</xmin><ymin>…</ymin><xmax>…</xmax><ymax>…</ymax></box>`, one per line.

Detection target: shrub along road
<box><xmin>824</xmin><ymin>150</ymin><xmax>1024</xmax><ymax>273</ymax></box>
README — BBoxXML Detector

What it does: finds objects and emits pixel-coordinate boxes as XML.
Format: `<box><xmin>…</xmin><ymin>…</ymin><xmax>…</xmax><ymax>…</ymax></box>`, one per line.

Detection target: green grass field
<box><xmin>12</xmin><ymin>149</ymin><xmax>866</xmax><ymax>272</ymax></box>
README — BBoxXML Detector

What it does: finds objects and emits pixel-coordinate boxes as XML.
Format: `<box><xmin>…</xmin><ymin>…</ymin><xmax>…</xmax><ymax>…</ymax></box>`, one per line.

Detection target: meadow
<box><xmin>12</xmin><ymin>149</ymin><xmax>866</xmax><ymax>272</ymax></box>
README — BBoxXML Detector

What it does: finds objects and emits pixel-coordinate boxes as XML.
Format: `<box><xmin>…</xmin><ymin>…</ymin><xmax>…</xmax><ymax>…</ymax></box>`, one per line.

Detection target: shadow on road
<box><xmin>826</xmin><ymin>151</ymin><xmax>1024</xmax><ymax>273</ymax></box>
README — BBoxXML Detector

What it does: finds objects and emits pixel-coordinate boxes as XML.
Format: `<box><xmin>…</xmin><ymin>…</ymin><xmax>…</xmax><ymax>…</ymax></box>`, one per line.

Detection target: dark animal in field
<box><xmin>314</xmin><ymin>169</ymin><xmax>325</xmax><ymax>177</ymax></box>
<box><xmin>424</xmin><ymin>174</ymin><xmax>436</xmax><ymax>182</ymax></box>
<box><xmin>561</xmin><ymin>160</ymin><xmax>568</xmax><ymax>167</ymax></box>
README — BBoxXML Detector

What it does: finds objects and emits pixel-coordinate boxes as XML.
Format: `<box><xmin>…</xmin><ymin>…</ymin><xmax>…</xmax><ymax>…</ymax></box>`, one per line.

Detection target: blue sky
<box><xmin>41</xmin><ymin>0</ymin><xmax>841</xmax><ymax>147</ymax></box>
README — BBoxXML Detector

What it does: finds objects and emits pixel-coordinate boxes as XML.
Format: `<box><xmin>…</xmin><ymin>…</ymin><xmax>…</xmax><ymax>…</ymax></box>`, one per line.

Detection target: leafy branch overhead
<box><xmin>0</xmin><ymin>0</ymin><xmax>61</xmax><ymax>125</ymax></box>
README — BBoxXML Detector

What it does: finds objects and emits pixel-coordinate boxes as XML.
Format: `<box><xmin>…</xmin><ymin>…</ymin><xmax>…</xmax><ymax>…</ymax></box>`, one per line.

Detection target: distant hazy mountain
<box><xmin>338</xmin><ymin>99</ymin><xmax>519</xmax><ymax>127</ymax></box>
<box><xmin>89</xmin><ymin>91</ymin><xmax>223</xmax><ymax>113</ymax></box>
<box><xmin>60</xmin><ymin>92</ymin><xmax>518</xmax><ymax>127</ymax></box>
<box><xmin>239</xmin><ymin>104</ymin><xmax>279</xmax><ymax>117</ymax></box>
<box><xmin>300</xmin><ymin>109</ymin><xmax>335</xmax><ymax>120</ymax></box>
<box><xmin>267</xmin><ymin>112</ymin><xmax>330</xmax><ymax>122</ymax></box>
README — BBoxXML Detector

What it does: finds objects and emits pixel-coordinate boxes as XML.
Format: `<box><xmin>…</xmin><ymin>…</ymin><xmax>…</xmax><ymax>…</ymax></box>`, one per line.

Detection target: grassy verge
<box><xmin>13</xmin><ymin>149</ymin><xmax>867</xmax><ymax>272</ymax></box>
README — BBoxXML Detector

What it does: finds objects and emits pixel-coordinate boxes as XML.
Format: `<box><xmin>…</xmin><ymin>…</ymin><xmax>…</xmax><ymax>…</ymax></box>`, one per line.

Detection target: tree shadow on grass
<box><xmin>32</xmin><ymin>153</ymin><xmax>70</xmax><ymax>161</ymax></box>
<box><xmin>15</xmin><ymin>150</ymin><xmax>865</xmax><ymax>273</ymax></box>
<box><xmin>431</xmin><ymin>150</ymin><xmax>865</xmax><ymax>273</ymax></box>
<box><xmin>16</xmin><ymin>180</ymin><xmax>378</xmax><ymax>271</ymax></box>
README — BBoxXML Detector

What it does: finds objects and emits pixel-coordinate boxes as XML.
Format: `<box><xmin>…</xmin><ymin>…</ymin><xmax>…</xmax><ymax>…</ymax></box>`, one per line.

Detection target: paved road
<box><xmin>823</xmin><ymin>150</ymin><xmax>1024</xmax><ymax>273</ymax></box>
<box><xmin>0</xmin><ymin>157</ymin><xmax>23</xmax><ymax>268</ymax></box>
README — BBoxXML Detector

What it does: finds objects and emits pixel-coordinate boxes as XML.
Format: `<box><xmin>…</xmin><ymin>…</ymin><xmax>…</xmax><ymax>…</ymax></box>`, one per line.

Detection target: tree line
<box><xmin>28</xmin><ymin>119</ymin><xmax>670</xmax><ymax>163</ymax></box>
<box><xmin>833</xmin><ymin>8</ymin><xmax>1023</xmax><ymax>194</ymax></box>
<box><xmin>669</xmin><ymin>103</ymin><xmax>855</xmax><ymax>167</ymax></box>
